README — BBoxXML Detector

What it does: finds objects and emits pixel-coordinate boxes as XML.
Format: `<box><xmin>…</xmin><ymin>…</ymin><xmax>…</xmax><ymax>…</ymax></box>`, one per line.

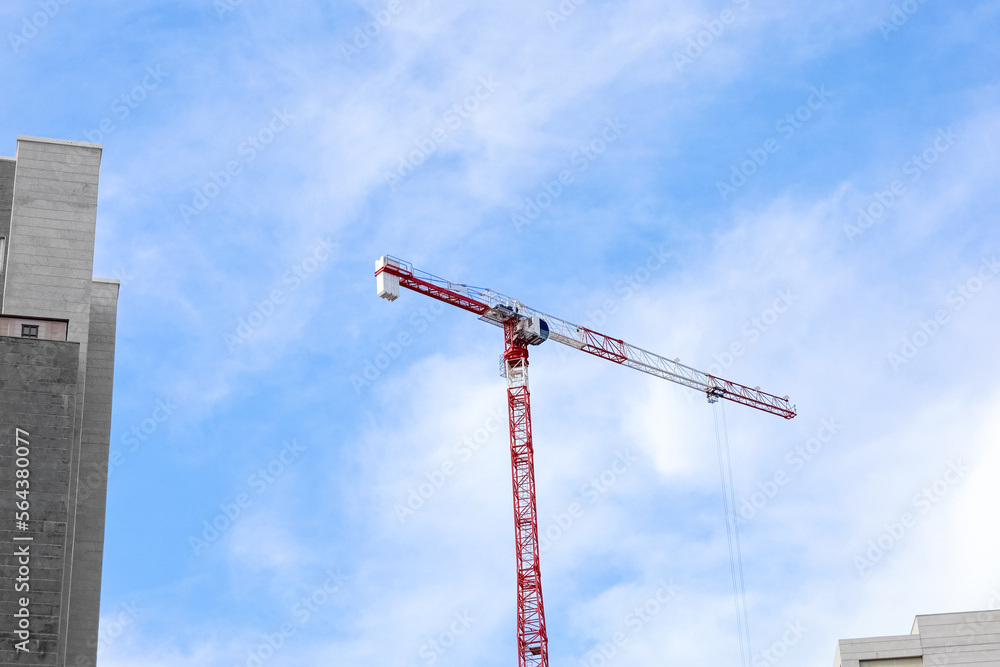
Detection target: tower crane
<box><xmin>375</xmin><ymin>255</ymin><xmax>796</xmax><ymax>667</ymax></box>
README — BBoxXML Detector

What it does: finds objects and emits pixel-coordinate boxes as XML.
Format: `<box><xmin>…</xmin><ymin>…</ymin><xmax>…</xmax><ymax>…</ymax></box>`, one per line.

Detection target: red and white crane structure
<box><xmin>375</xmin><ymin>255</ymin><xmax>796</xmax><ymax>667</ymax></box>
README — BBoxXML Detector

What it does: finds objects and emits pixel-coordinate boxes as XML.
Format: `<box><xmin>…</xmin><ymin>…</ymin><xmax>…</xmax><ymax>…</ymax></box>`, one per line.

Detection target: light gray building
<box><xmin>1</xmin><ymin>136</ymin><xmax>119</xmax><ymax>666</ymax></box>
<box><xmin>834</xmin><ymin>610</ymin><xmax>1000</xmax><ymax>667</ymax></box>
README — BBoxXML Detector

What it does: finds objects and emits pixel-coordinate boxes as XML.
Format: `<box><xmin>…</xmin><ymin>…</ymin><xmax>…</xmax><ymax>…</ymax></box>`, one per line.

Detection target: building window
<box><xmin>21</xmin><ymin>324</ymin><xmax>38</xmax><ymax>339</ymax></box>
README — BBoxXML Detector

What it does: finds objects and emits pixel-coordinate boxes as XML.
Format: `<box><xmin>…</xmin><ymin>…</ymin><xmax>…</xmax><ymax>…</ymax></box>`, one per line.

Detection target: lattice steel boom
<box><xmin>374</xmin><ymin>255</ymin><xmax>796</xmax><ymax>667</ymax></box>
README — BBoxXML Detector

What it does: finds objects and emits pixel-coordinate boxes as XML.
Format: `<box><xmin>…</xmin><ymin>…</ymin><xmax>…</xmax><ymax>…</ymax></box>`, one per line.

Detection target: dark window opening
<box><xmin>21</xmin><ymin>325</ymin><xmax>39</xmax><ymax>339</ymax></box>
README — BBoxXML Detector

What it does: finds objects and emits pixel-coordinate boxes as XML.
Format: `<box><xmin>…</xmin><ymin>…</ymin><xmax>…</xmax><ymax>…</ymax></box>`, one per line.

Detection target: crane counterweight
<box><xmin>375</xmin><ymin>256</ymin><xmax>401</xmax><ymax>301</ymax></box>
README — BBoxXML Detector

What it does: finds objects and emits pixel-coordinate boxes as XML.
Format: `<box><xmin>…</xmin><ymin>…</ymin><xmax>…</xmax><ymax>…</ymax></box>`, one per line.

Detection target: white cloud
<box><xmin>25</xmin><ymin>1</ymin><xmax>994</xmax><ymax>665</ymax></box>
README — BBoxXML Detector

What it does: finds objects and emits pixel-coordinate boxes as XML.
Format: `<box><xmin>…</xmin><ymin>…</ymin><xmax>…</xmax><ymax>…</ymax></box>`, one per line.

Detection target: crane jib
<box><xmin>375</xmin><ymin>255</ymin><xmax>796</xmax><ymax>420</ymax></box>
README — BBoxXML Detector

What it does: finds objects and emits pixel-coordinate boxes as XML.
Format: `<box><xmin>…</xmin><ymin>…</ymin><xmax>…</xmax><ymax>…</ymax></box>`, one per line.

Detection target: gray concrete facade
<box><xmin>0</xmin><ymin>156</ymin><xmax>15</xmax><ymax>312</ymax></box>
<box><xmin>0</xmin><ymin>337</ymin><xmax>80</xmax><ymax>664</ymax></box>
<box><xmin>0</xmin><ymin>136</ymin><xmax>118</xmax><ymax>667</ymax></box>
<box><xmin>834</xmin><ymin>610</ymin><xmax>1000</xmax><ymax>667</ymax></box>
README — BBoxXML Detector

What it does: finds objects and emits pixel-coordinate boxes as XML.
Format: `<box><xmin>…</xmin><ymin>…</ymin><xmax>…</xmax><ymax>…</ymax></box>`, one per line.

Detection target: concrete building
<box><xmin>1</xmin><ymin>136</ymin><xmax>119</xmax><ymax>666</ymax></box>
<box><xmin>834</xmin><ymin>610</ymin><xmax>1000</xmax><ymax>667</ymax></box>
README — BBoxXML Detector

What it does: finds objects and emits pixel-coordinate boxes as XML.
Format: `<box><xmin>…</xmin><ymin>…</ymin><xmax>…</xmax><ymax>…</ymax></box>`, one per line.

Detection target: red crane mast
<box><xmin>375</xmin><ymin>255</ymin><xmax>796</xmax><ymax>667</ymax></box>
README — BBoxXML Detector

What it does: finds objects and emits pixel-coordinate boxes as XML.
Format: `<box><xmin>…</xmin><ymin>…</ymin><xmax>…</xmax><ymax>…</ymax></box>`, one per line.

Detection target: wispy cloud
<box><xmin>3</xmin><ymin>0</ymin><xmax>997</xmax><ymax>665</ymax></box>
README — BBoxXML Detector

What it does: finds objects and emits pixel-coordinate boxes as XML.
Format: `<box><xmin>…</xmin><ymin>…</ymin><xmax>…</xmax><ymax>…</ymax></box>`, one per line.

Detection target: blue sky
<box><xmin>3</xmin><ymin>0</ymin><xmax>1000</xmax><ymax>665</ymax></box>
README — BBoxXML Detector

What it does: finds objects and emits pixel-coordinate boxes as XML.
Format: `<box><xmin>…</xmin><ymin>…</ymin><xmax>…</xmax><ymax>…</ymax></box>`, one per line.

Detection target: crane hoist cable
<box><xmin>714</xmin><ymin>400</ymin><xmax>752</xmax><ymax>667</ymax></box>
